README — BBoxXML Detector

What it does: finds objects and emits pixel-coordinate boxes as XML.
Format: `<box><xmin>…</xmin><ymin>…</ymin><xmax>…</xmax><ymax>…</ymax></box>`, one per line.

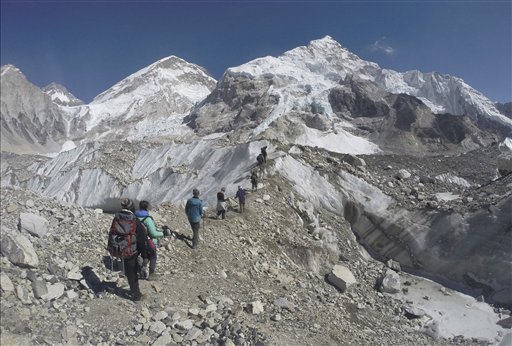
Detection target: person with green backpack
<box><xmin>135</xmin><ymin>200</ymin><xmax>171</xmax><ymax>280</ymax></box>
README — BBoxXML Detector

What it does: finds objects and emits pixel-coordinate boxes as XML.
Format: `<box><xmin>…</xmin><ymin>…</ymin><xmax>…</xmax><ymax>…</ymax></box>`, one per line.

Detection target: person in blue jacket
<box><xmin>185</xmin><ymin>188</ymin><xmax>203</xmax><ymax>249</ymax></box>
<box><xmin>135</xmin><ymin>200</ymin><xmax>171</xmax><ymax>280</ymax></box>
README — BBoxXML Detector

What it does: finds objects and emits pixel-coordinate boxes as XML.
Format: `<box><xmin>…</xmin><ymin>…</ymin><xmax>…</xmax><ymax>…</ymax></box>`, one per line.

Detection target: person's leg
<box><xmin>149</xmin><ymin>250</ymin><xmax>157</xmax><ymax>274</ymax></box>
<box><xmin>191</xmin><ymin>222</ymin><xmax>200</xmax><ymax>248</ymax></box>
<box><xmin>124</xmin><ymin>256</ymin><xmax>142</xmax><ymax>300</ymax></box>
<box><xmin>221</xmin><ymin>210</ymin><xmax>226</xmax><ymax>219</ymax></box>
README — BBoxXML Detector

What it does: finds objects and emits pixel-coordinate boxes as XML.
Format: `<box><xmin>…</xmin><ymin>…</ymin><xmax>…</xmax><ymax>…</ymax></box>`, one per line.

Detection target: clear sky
<box><xmin>1</xmin><ymin>0</ymin><xmax>511</xmax><ymax>103</ymax></box>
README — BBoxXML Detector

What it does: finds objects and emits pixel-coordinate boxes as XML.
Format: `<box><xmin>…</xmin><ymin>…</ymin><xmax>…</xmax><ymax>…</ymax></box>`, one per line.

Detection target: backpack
<box><xmin>106</xmin><ymin>212</ymin><xmax>138</xmax><ymax>258</ymax></box>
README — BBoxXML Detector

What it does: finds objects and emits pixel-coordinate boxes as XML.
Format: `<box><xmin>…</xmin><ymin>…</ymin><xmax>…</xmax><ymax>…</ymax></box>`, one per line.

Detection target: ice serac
<box><xmin>270</xmin><ymin>153</ymin><xmax>512</xmax><ymax>305</ymax></box>
<box><xmin>189</xmin><ymin>36</ymin><xmax>511</xmax><ymax>154</ymax></box>
<box><xmin>6</xmin><ymin>140</ymin><xmax>266</xmax><ymax>210</ymax></box>
<box><xmin>72</xmin><ymin>56</ymin><xmax>217</xmax><ymax>141</ymax></box>
<box><xmin>0</xmin><ymin>65</ymin><xmax>77</xmax><ymax>154</ymax></box>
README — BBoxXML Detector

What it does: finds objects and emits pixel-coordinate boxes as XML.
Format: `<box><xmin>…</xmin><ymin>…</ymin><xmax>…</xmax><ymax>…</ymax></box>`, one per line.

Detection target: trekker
<box><xmin>257</xmin><ymin>153</ymin><xmax>264</xmax><ymax>166</ymax></box>
<box><xmin>216</xmin><ymin>187</ymin><xmax>228</xmax><ymax>219</ymax></box>
<box><xmin>185</xmin><ymin>188</ymin><xmax>203</xmax><ymax>249</ymax></box>
<box><xmin>107</xmin><ymin>198</ymin><xmax>149</xmax><ymax>301</ymax></box>
<box><xmin>135</xmin><ymin>200</ymin><xmax>171</xmax><ymax>280</ymax></box>
<box><xmin>235</xmin><ymin>185</ymin><xmax>246</xmax><ymax>213</ymax></box>
<box><xmin>251</xmin><ymin>171</ymin><xmax>258</xmax><ymax>191</ymax></box>
<box><xmin>261</xmin><ymin>146</ymin><xmax>267</xmax><ymax>163</ymax></box>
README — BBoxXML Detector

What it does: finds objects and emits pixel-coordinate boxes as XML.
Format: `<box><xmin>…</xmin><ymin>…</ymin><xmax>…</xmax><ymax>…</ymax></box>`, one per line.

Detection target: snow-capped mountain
<box><xmin>0</xmin><ymin>65</ymin><xmax>75</xmax><ymax>154</ymax></box>
<box><xmin>189</xmin><ymin>36</ymin><xmax>511</xmax><ymax>154</ymax></box>
<box><xmin>42</xmin><ymin>82</ymin><xmax>84</xmax><ymax>106</ymax></box>
<box><xmin>67</xmin><ymin>56</ymin><xmax>217</xmax><ymax>141</ymax></box>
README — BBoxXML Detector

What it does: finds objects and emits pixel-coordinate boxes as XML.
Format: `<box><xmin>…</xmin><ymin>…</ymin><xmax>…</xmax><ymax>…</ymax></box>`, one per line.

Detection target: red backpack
<box><xmin>107</xmin><ymin>212</ymin><xmax>138</xmax><ymax>258</ymax></box>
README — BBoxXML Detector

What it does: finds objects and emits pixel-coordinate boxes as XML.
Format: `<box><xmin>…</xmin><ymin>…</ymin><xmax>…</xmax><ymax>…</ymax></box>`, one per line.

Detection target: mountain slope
<box><xmin>0</xmin><ymin>65</ymin><xmax>75</xmax><ymax>154</ymax></box>
<box><xmin>188</xmin><ymin>36</ymin><xmax>511</xmax><ymax>154</ymax></box>
<box><xmin>69</xmin><ymin>56</ymin><xmax>217</xmax><ymax>141</ymax></box>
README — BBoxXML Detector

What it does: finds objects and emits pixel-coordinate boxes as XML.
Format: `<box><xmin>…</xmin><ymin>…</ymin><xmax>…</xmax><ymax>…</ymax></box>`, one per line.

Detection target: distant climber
<box><xmin>185</xmin><ymin>188</ymin><xmax>203</xmax><ymax>249</ymax></box>
<box><xmin>216</xmin><ymin>187</ymin><xmax>228</xmax><ymax>220</ymax></box>
<box><xmin>257</xmin><ymin>153</ymin><xmax>264</xmax><ymax>166</ymax></box>
<box><xmin>250</xmin><ymin>171</ymin><xmax>258</xmax><ymax>191</ymax></box>
<box><xmin>261</xmin><ymin>146</ymin><xmax>267</xmax><ymax>163</ymax></box>
<box><xmin>235</xmin><ymin>185</ymin><xmax>246</xmax><ymax>213</ymax></box>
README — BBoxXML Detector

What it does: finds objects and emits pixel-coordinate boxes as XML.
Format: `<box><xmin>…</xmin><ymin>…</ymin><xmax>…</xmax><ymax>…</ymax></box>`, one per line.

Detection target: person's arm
<box><xmin>145</xmin><ymin>216</ymin><xmax>164</xmax><ymax>239</ymax></box>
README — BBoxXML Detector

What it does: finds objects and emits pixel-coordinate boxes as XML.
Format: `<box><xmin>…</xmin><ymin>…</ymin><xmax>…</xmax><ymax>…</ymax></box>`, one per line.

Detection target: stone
<box><xmin>327</xmin><ymin>265</ymin><xmax>357</xmax><ymax>292</ymax></box>
<box><xmin>152</xmin><ymin>333</ymin><xmax>174</xmax><ymax>346</ymax></box>
<box><xmin>41</xmin><ymin>283</ymin><xmax>65</xmax><ymax>301</ymax></box>
<box><xmin>175</xmin><ymin>319</ymin><xmax>194</xmax><ymax>330</ymax></box>
<box><xmin>273</xmin><ymin>297</ymin><xmax>295</xmax><ymax>310</ymax></box>
<box><xmin>1</xmin><ymin>230</ymin><xmax>39</xmax><ymax>268</ymax></box>
<box><xmin>15</xmin><ymin>285</ymin><xmax>32</xmax><ymax>304</ymax></box>
<box><xmin>185</xmin><ymin>327</ymin><xmax>202</xmax><ymax>341</ymax></box>
<box><xmin>380</xmin><ymin>269</ymin><xmax>401</xmax><ymax>294</ymax></box>
<box><xmin>149</xmin><ymin>320</ymin><xmax>166</xmax><ymax>334</ymax></box>
<box><xmin>402</xmin><ymin>304</ymin><xmax>426</xmax><ymax>319</ymax></box>
<box><xmin>153</xmin><ymin>311</ymin><xmax>168</xmax><ymax>321</ymax></box>
<box><xmin>248</xmin><ymin>300</ymin><xmax>264</xmax><ymax>314</ymax></box>
<box><xmin>19</xmin><ymin>212</ymin><xmax>49</xmax><ymax>238</ymax></box>
<box><xmin>0</xmin><ymin>271</ymin><xmax>15</xmax><ymax>292</ymax></box>
<box><xmin>396</xmin><ymin>169</ymin><xmax>411</xmax><ymax>180</ymax></box>
<box><xmin>386</xmin><ymin>259</ymin><xmax>401</xmax><ymax>272</ymax></box>
<box><xmin>32</xmin><ymin>280</ymin><xmax>48</xmax><ymax>299</ymax></box>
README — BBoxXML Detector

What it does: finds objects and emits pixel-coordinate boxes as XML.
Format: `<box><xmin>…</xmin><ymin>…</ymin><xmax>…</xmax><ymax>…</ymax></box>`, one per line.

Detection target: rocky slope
<box><xmin>1</xmin><ymin>176</ymin><xmax>509</xmax><ymax>345</ymax></box>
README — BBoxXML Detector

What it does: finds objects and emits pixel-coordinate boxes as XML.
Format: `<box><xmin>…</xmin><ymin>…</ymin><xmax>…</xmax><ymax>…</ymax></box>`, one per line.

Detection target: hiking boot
<box><xmin>147</xmin><ymin>273</ymin><xmax>157</xmax><ymax>281</ymax></box>
<box><xmin>132</xmin><ymin>293</ymin><xmax>146</xmax><ymax>302</ymax></box>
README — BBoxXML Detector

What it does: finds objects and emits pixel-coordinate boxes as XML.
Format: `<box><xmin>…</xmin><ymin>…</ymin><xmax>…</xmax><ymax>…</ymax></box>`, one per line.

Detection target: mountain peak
<box><xmin>42</xmin><ymin>82</ymin><xmax>84</xmax><ymax>106</ymax></box>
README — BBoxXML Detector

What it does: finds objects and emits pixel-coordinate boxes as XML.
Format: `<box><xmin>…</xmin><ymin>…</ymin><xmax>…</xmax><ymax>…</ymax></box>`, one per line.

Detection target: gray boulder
<box><xmin>327</xmin><ymin>265</ymin><xmax>357</xmax><ymax>292</ymax></box>
<box><xmin>19</xmin><ymin>212</ymin><xmax>49</xmax><ymax>238</ymax></box>
<box><xmin>1</xmin><ymin>230</ymin><xmax>39</xmax><ymax>267</ymax></box>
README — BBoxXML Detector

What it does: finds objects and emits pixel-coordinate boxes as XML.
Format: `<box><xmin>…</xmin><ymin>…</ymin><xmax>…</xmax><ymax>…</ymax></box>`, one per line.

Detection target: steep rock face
<box><xmin>42</xmin><ymin>82</ymin><xmax>84</xmax><ymax>106</ymax></box>
<box><xmin>71</xmin><ymin>56</ymin><xmax>217</xmax><ymax>141</ymax></box>
<box><xmin>496</xmin><ymin>102</ymin><xmax>512</xmax><ymax>119</ymax></box>
<box><xmin>188</xmin><ymin>72</ymin><xmax>278</xmax><ymax>135</ymax></box>
<box><xmin>328</xmin><ymin>78</ymin><xmax>503</xmax><ymax>154</ymax></box>
<box><xmin>0</xmin><ymin>65</ymin><xmax>72</xmax><ymax>154</ymax></box>
<box><xmin>189</xmin><ymin>36</ymin><xmax>511</xmax><ymax>151</ymax></box>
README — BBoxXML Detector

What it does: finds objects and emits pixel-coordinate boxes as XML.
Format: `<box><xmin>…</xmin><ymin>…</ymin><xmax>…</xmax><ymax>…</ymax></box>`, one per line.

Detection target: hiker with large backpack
<box><xmin>106</xmin><ymin>198</ymin><xmax>149</xmax><ymax>301</ymax></box>
<box><xmin>135</xmin><ymin>200</ymin><xmax>172</xmax><ymax>281</ymax></box>
<box><xmin>185</xmin><ymin>188</ymin><xmax>203</xmax><ymax>249</ymax></box>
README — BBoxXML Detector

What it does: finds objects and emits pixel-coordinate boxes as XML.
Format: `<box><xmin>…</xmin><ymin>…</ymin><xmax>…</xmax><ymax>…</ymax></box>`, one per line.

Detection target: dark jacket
<box><xmin>235</xmin><ymin>188</ymin><xmax>246</xmax><ymax>203</ymax></box>
<box><xmin>217</xmin><ymin>191</ymin><xmax>226</xmax><ymax>202</ymax></box>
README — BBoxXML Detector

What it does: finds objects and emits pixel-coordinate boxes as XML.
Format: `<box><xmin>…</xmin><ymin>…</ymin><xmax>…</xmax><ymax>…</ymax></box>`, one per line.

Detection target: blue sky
<box><xmin>1</xmin><ymin>1</ymin><xmax>511</xmax><ymax>103</ymax></box>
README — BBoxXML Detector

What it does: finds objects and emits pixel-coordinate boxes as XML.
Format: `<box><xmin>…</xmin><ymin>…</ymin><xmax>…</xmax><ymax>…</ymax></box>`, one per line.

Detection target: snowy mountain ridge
<box><xmin>42</xmin><ymin>82</ymin><xmax>84</xmax><ymax>107</ymax></box>
<box><xmin>68</xmin><ymin>55</ymin><xmax>217</xmax><ymax>138</ymax></box>
<box><xmin>225</xmin><ymin>36</ymin><xmax>511</xmax><ymax>137</ymax></box>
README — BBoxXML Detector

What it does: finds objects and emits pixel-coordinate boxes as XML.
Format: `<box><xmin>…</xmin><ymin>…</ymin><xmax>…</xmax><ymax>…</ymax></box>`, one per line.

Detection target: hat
<box><xmin>192</xmin><ymin>188</ymin><xmax>200</xmax><ymax>197</ymax></box>
<box><xmin>120</xmin><ymin>198</ymin><xmax>134</xmax><ymax>210</ymax></box>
